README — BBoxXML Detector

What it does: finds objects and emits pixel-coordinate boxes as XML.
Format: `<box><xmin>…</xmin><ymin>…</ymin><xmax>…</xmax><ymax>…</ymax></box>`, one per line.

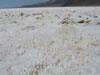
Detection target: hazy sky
<box><xmin>0</xmin><ymin>0</ymin><xmax>49</xmax><ymax>8</ymax></box>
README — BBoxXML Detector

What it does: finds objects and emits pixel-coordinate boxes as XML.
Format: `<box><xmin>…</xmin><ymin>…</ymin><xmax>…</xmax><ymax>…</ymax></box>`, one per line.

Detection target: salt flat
<box><xmin>0</xmin><ymin>7</ymin><xmax>100</xmax><ymax>75</ymax></box>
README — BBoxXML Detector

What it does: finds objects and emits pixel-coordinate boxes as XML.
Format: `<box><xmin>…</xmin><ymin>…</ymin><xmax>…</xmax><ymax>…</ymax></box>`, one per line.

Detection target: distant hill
<box><xmin>22</xmin><ymin>0</ymin><xmax>67</xmax><ymax>7</ymax></box>
<box><xmin>63</xmin><ymin>0</ymin><xmax>100</xmax><ymax>6</ymax></box>
<box><xmin>22</xmin><ymin>0</ymin><xmax>100</xmax><ymax>7</ymax></box>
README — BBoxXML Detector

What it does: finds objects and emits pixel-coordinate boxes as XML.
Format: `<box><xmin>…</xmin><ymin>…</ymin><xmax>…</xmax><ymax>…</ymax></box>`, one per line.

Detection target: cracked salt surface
<box><xmin>0</xmin><ymin>7</ymin><xmax>100</xmax><ymax>75</ymax></box>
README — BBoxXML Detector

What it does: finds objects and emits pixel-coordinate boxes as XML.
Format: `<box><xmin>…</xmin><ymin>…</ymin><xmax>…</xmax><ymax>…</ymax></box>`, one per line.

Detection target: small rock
<box><xmin>36</xmin><ymin>17</ymin><xmax>41</xmax><ymax>19</ymax></box>
<box><xmin>11</xmin><ymin>21</ymin><xmax>17</xmax><ymax>24</ymax></box>
<box><xmin>94</xmin><ymin>16</ymin><xmax>98</xmax><ymax>18</ymax></box>
<box><xmin>61</xmin><ymin>21</ymin><xmax>69</xmax><ymax>24</ymax></box>
<box><xmin>77</xmin><ymin>20</ymin><xmax>91</xmax><ymax>23</ymax></box>
<box><xmin>21</xmin><ymin>26</ymin><xmax>35</xmax><ymax>31</ymax></box>
<box><xmin>78</xmin><ymin>16</ymin><xmax>82</xmax><ymax>18</ymax></box>
<box><xmin>77</xmin><ymin>20</ymin><xmax>85</xmax><ymax>23</ymax></box>
<box><xmin>96</xmin><ymin>22</ymin><xmax>100</xmax><ymax>25</ymax></box>
<box><xmin>85</xmin><ymin>20</ymin><xmax>91</xmax><ymax>23</ymax></box>
<box><xmin>20</xmin><ymin>12</ymin><xmax>24</xmax><ymax>16</ymax></box>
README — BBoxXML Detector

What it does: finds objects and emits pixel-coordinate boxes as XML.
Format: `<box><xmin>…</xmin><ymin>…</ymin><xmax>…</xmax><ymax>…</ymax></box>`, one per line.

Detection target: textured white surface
<box><xmin>0</xmin><ymin>7</ymin><xmax>100</xmax><ymax>75</ymax></box>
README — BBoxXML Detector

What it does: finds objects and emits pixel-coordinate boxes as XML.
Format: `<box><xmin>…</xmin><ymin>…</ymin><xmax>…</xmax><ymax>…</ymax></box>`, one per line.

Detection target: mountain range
<box><xmin>22</xmin><ymin>0</ymin><xmax>100</xmax><ymax>7</ymax></box>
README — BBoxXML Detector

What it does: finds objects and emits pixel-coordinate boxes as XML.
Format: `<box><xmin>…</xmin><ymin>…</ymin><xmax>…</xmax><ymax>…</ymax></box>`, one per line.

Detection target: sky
<box><xmin>0</xmin><ymin>0</ymin><xmax>49</xmax><ymax>8</ymax></box>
